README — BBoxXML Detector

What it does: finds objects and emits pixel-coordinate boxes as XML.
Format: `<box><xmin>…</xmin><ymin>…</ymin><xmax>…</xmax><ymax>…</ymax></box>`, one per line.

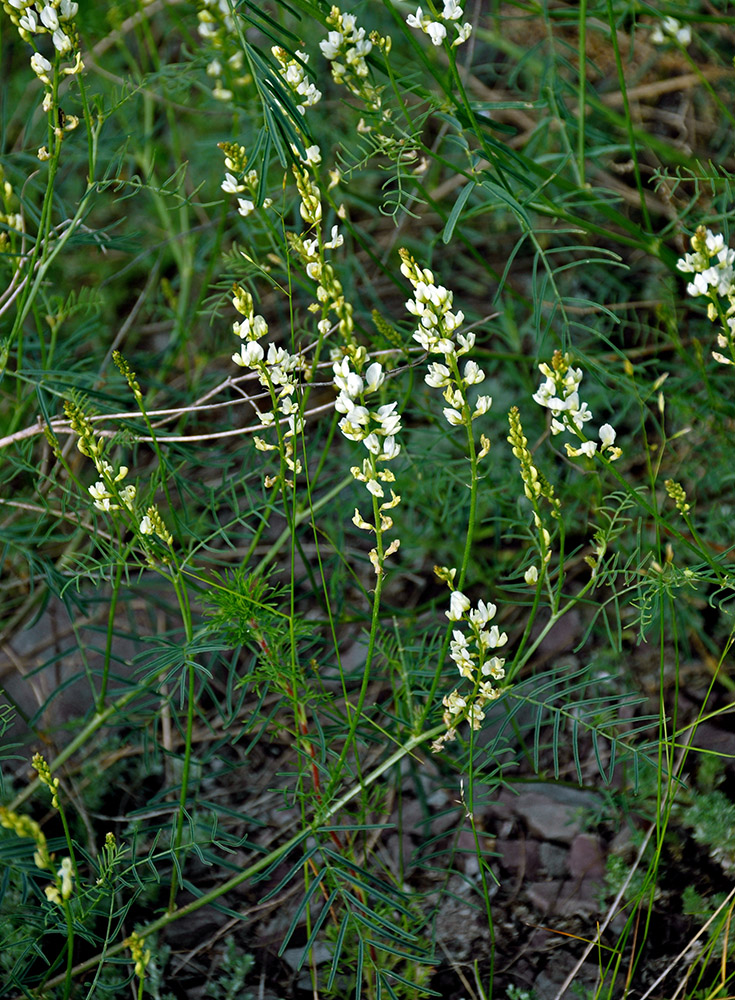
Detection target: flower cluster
<box><xmin>0</xmin><ymin>165</ymin><xmax>22</xmax><ymax>253</ymax></box>
<box><xmin>650</xmin><ymin>16</ymin><xmax>691</xmax><ymax>46</ymax></box>
<box><xmin>400</xmin><ymin>248</ymin><xmax>492</xmax><ymax>445</ymax></box>
<box><xmin>62</xmin><ymin>394</ymin><xmax>172</xmax><ymax>554</ymax></box>
<box><xmin>320</xmin><ymin>6</ymin><xmax>390</xmax><ymax>114</ymax></box>
<box><xmin>127</xmin><ymin>931</ymin><xmax>152</xmax><ymax>982</ymax></box>
<box><xmin>0</xmin><ymin>805</ymin><xmax>50</xmax><ymax>871</ymax></box>
<box><xmin>290</xmin><ymin>221</ymin><xmax>355</xmax><ymax>345</ymax></box>
<box><xmin>218</xmin><ymin>143</ymin><xmax>272</xmax><ymax>219</ymax></box>
<box><xmin>230</xmin><ymin>285</ymin><xmax>305</xmax><ymax>486</ymax></box>
<box><xmin>6</xmin><ymin>0</ymin><xmax>82</xmax><ymax>66</ymax></box>
<box><xmin>532</xmin><ymin>351</ymin><xmax>622</xmax><ymax>461</ymax></box>
<box><xmin>196</xmin><ymin>0</ymin><xmax>249</xmax><ymax>102</ymax></box>
<box><xmin>45</xmin><ymin>857</ymin><xmax>74</xmax><ymax>905</ymax></box>
<box><xmin>5</xmin><ymin>0</ymin><xmax>83</xmax><ymax>104</ymax></box>
<box><xmin>431</xmin><ymin>578</ymin><xmax>508</xmax><ymax>753</ymax></box>
<box><xmin>400</xmin><ymin>250</ymin><xmax>468</xmax><ymax>353</ymax></box>
<box><xmin>1</xmin><ymin>758</ymin><xmax>75</xmax><ymax>906</ymax></box>
<box><xmin>285</xmin><ymin>159</ymin><xmax>357</xmax><ymax>353</ymax></box>
<box><xmin>507</xmin><ymin>405</ymin><xmax>560</xmax><ymax>580</ymax></box>
<box><xmin>406</xmin><ymin>1</ymin><xmax>472</xmax><ymax>47</ymax></box>
<box><xmin>665</xmin><ymin>478</ymin><xmax>691</xmax><ymax>516</ymax></box>
<box><xmin>333</xmin><ymin>357</ymin><xmax>402</xmax><ymax>574</ymax></box>
<box><xmin>677</xmin><ymin>226</ymin><xmax>735</xmax><ymax>366</ymax></box>
<box><xmin>272</xmin><ymin>45</ymin><xmax>321</xmax><ymax>115</ymax></box>
<box><xmin>63</xmin><ymin>400</ymin><xmax>137</xmax><ymax>513</ymax></box>
<box><xmin>32</xmin><ymin>752</ymin><xmax>61</xmax><ymax>807</ymax></box>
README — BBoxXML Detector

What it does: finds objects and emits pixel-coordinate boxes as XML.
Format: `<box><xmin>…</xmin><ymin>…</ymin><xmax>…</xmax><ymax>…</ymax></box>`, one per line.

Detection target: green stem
<box><xmin>577</xmin><ymin>0</ymin><xmax>588</xmax><ymax>186</ymax></box>
<box><xmin>326</xmin><ymin>487</ymin><xmax>386</xmax><ymax>798</ymax></box>
<box><xmin>167</xmin><ymin>571</ymin><xmax>196</xmax><ymax>913</ymax></box>
<box><xmin>418</xmin><ymin>361</ymin><xmax>480</xmax><ymax>728</ymax></box>
<box><xmin>62</xmin><ymin>900</ymin><xmax>75</xmax><ymax>1000</ymax></box>
<box><xmin>98</xmin><ymin>559</ymin><xmax>124</xmax><ymax>711</ymax></box>
<box><xmin>605</xmin><ymin>0</ymin><xmax>651</xmax><ymax>232</ymax></box>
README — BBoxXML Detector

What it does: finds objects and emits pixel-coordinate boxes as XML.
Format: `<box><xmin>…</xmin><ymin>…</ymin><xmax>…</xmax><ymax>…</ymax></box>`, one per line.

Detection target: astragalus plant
<box><xmin>1</xmin><ymin>2</ymin><xmax>735</xmax><ymax>999</ymax></box>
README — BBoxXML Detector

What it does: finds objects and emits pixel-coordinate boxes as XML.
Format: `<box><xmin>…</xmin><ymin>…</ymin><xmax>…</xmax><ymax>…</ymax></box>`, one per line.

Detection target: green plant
<box><xmin>1</xmin><ymin>2</ymin><xmax>735</xmax><ymax>999</ymax></box>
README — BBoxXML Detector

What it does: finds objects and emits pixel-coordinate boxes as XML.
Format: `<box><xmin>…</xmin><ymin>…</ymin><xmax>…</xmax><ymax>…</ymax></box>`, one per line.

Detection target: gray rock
<box><xmin>568</xmin><ymin>833</ymin><xmax>606</xmax><ymax>880</ymax></box>
<box><xmin>511</xmin><ymin>784</ymin><xmax>600</xmax><ymax>843</ymax></box>
<box><xmin>281</xmin><ymin>942</ymin><xmax>331</xmax><ymax>972</ymax></box>
<box><xmin>540</xmin><ymin>842</ymin><xmax>568</xmax><ymax>877</ymax></box>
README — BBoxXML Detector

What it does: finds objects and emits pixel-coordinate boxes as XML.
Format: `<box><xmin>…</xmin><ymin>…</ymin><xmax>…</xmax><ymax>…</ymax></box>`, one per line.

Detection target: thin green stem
<box><xmin>577</xmin><ymin>0</ymin><xmax>588</xmax><ymax>186</ymax></box>
<box><xmin>98</xmin><ymin>558</ymin><xmax>124</xmax><ymax>711</ymax></box>
<box><xmin>605</xmin><ymin>0</ymin><xmax>651</xmax><ymax>232</ymax></box>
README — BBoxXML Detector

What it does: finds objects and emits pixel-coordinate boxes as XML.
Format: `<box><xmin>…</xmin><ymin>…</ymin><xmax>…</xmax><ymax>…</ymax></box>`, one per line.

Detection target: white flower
<box><xmin>599</xmin><ymin>424</ymin><xmax>616</xmax><ymax>449</ymax></box>
<box><xmin>40</xmin><ymin>5</ymin><xmax>60</xmax><ymax>30</ymax></box>
<box><xmin>425</xmin><ymin>21</ymin><xmax>447</xmax><ymax>45</ymax></box>
<box><xmin>374</xmin><ymin>402</ymin><xmax>401</xmax><ymax>436</ymax></box>
<box><xmin>324</xmin><ymin>225</ymin><xmax>344</xmax><ymax>249</ymax></box>
<box><xmin>425</xmin><ymin>362</ymin><xmax>450</xmax><ymax>387</ymax></box>
<box><xmin>364</xmin><ymin>363</ymin><xmax>385</xmax><ymax>392</ymax></box>
<box><xmin>320</xmin><ymin>30</ymin><xmax>342</xmax><ymax>60</ymax></box>
<box><xmin>472</xmin><ymin>395</ymin><xmax>492</xmax><ymax>418</ymax></box>
<box><xmin>363</xmin><ymin>432</ymin><xmax>381</xmax><ymax>454</ymax></box>
<box><xmin>463</xmin><ymin>360</ymin><xmax>485</xmax><ymax>385</ymax></box>
<box><xmin>442</xmin><ymin>0</ymin><xmax>463</xmax><ymax>19</ymax></box>
<box><xmin>30</xmin><ymin>52</ymin><xmax>52</xmax><ymax>82</ymax></box>
<box><xmin>446</xmin><ymin>590</ymin><xmax>471</xmax><ymax>621</ymax></box>
<box><xmin>57</xmin><ymin>857</ymin><xmax>73</xmax><ymax>899</ymax></box>
<box><xmin>222</xmin><ymin>173</ymin><xmax>245</xmax><ymax>194</ymax></box>
<box><xmin>485</xmin><ymin>625</ymin><xmax>508</xmax><ymax>648</ymax></box>
<box><xmin>139</xmin><ymin>515</ymin><xmax>153</xmax><ymax>534</ymax></box>
<box><xmin>237</xmin><ymin>198</ymin><xmax>255</xmax><ymax>217</ymax></box>
<box><xmin>232</xmin><ymin>341</ymin><xmax>265</xmax><ymax>367</ymax></box>
<box><xmin>469</xmin><ymin>600</ymin><xmax>496</xmax><ymax>625</ymax></box>
<box><xmin>443</xmin><ymin>407</ymin><xmax>464</xmax><ymax>426</ymax></box>
<box><xmin>406</xmin><ymin>7</ymin><xmax>424</xmax><ymax>28</ymax></box>
<box><xmin>19</xmin><ymin>9</ymin><xmax>38</xmax><ymax>31</ymax></box>
<box><xmin>52</xmin><ymin>29</ymin><xmax>72</xmax><ymax>53</ymax></box>
<box><xmin>453</xmin><ymin>22</ymin><xmax>472</xmax><ymax>45</ymax></box>
<box><xmin>524</xmin><ymin>565</ymin><xmax>539</xmax><ymax>585</ymax></box>
<box><xmin>380</xmin><ymin>436</ymin><xmax>401</xmax><ymax>460</ymax></box>
<box><xmin>651</xmin><ymin>17</ymin><xmax>691</xmax><ymax>46</ymax></box>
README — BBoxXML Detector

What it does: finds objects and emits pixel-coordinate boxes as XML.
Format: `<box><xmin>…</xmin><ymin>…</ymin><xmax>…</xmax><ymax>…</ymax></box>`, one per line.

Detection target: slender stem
<box><xmin>577</xmin><ymin>0</ymin><xmax>588</xmax><ymax>186</ymax></box>
<box><xmin>167</xmin><ymin>571</ymin><xmax>196</xmax><ymax>912</ymax></box>
<box><xmin>98</xmin><ymin>559</ymin><xmax>124</xmax><ymax>710</ymax></box>
<box><xmin>605</xmin><ymin>0</ymin><xmax>651</xmax><ymax>232</ymax></box>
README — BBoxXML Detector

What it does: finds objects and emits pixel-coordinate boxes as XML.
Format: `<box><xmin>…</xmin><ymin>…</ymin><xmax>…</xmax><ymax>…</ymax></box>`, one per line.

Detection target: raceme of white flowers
<box><xmin>405</xmin><ymin>1</ymin><xmax>472</xmax><ymax>48</ymax></box>
<box><xmin>319</xmin><ymin>5</ymin><xmax>390</xmax><ymax>113</ymax></box>
<box><xmin>62</xmin><ymin>400</ymin><xmax>172</xmax><ymax>548</ymax></box>
<box><xmin>218</xmin><ymin>143</ymin><xmax>272</xmax><ymax>219</ymax></box>
<box><xmin>532</xmin><ymin>351</ymin><xmax>622</xmax><ymax>461</ymax></box>
<box><xmin>230</xmin><ymin>285</ymin><xmax>305</xmax><ymax>484</ymax></box>
<box><xmin>400</xmin><ymin>248</ymin><xmax>492</xmax><ymax>450</ymax></box>
<box><xmin>676</xmin><ymin>226</ymin><xmax>735</xmax><ymax>366</ymax></box>
<box><xmin>196</xmin><ymin>0</ymin><xmax>249</xmax><ymax>102</ymax></box>
<box><xmin>272</xmin><ymin>45</ymin><xmax>322</xmax><ymax>115</ymax></box>
<box><xmin>333</xmin><ymin>357</ymin><xmax>402</xmax><ymax>576</ymax></box>
<box><xmin>431</xmin><ymin>578</ymin><xmax>508</xmax><ymax>753</ymax></box>
<box><xmin>6</xmin><ymin>0</ymin><xmax>83</xmax><ymax>85</ymax></box>
<box><xmin>650</xmin><ymin>16</ymin><xmax>691</xmax><ymax>46</ymax></box>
